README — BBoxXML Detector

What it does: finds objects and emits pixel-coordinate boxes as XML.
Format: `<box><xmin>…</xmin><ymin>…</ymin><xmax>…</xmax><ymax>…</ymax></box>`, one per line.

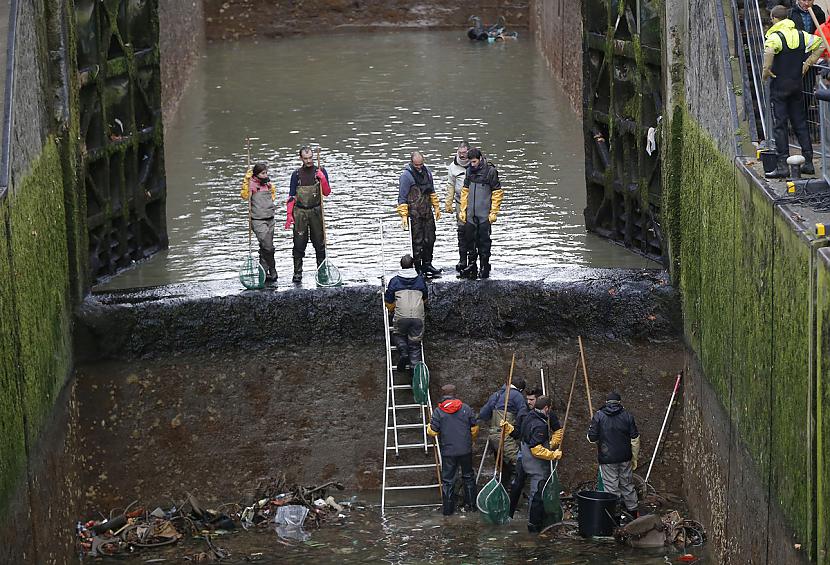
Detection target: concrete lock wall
<box><xmin>660</xmin><ymin>0</ymin><xmax>830</xmax><ymax>562</ymax></box>
<box><xmin>0</xmin><ymin>0</ymin><xmax>187</xmax><ymax>562</ymax></box>
<box><xmin>529</xmin><ymin>0</ymin><xmax>582</xmax><ymax>116</ymax></box>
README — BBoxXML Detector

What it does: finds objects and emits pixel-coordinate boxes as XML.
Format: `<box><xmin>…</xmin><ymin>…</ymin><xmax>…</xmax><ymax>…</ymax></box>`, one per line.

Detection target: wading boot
<box><xmin>421</xmin><ymin>264</ymin><xmax>443</xmax><ymax>278</ymax></box>
<box><xmin>802</xmin><ymin>160</ymin><xmax>816</xmax><ymax>175</ymax></box>
<box><xmin>265</xmin><ymin>252</ymin><xmax>278</xmax><ymax>283</ymax></box>
<box><xmin>292</xmin><ymin>258</ymin><xmax>303</xmax><ymax>284</ymax></box>
<box><xmin>463</xmin><ymin>484</ymin><xmax>478</xmax><ymax>512</ymax></box>
<box><xmin>765</xmin><ymin>157</ymin><xmax>788</xmax><ymax>179</ymax></box>
<box><xmin>442</xmin><ymin>492</ymin><xmax>455</xmax><ymax>516</ymax></box>
<box><xmin>456</xmin><ymin>251</ymin><xmax>466</xmax><ymax>273</ymax></box>
<box><xmin>479</xmin><ymin>257</ymin><xmax>491</xmax><ymax>279</ymax></box>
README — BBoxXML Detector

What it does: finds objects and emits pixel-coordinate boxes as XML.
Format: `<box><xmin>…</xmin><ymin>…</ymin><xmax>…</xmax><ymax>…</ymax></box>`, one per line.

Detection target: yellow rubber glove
<box><xmin>631</xmin><ymin>436</ymin><xmax>641</xmax><ymax>470</ymax></box>
<box><xmin>240</xmin><ymin>168</ymin><xmax>253</xmax><ymax>200</ymax></box>
<box><xmin>427</xmin><ymin>424</ymin><xmax>439</xmax><ymax>438</ymax></box>
<box><xmin>458</xmin><ymin>187</ymin><xmax>469</xmax><ymax>223</ymax></box>
<box><xmin>444</xmin><ymin>183</ymin><xmax>455</xmax><ymax>213</ymax></box>
<box><xmin>550</xmin><ymin>428</ymin><xmax>564</xmax><ymax>449</ymax></box>
<box><xmin>396</xmin><ymin>203</ymin><xmax>409</xmax><ymax>230</ymax></box>
<box><xmin>430</xmin><ymin>192</ymin><xmax>441</xmax><ymax>220</ymax></box>
<box><xmin>530</xmin><ymin>444</ymin><xmax>562</xmax><ymax>461</ymax></box>
<box><xmin>499</xmin><ymin>419</ymin><xmax>514</xmax><ymax>436</ymax></box>
<box><xmin>384</xmin><ymin>301</ymin><xmax>395</xmax><ymax>312</ymax></box>
<box><xmin>471</xmin><ymin>424</ymin><xmax>480</xmax><ymax>442</ymax></box>
<box><xmin>488</xmin><ymin>188</ymin><xmax>504</xmax><ymax>224</ymax></box>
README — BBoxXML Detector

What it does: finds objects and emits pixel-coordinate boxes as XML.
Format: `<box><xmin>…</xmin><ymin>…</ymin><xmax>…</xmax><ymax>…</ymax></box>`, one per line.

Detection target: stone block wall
<box><xmin>159</xmin><ymin>0</ymin><xmax>204</xmax><ymax>125</ymax></box>
<box><xmin>529</xmin><ymin>0</ymin><xmax>582</xmax><ymax>115</ymax></box>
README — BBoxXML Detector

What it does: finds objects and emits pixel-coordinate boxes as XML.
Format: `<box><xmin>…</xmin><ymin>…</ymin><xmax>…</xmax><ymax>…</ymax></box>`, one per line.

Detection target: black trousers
<box><xmin>410</xmin><ymin>215</ymin><xmax>436</xmax><ymax>266</ymax></box>
<box><xmin>464</xmin><ymin>220</ymin><xmax>492</xmax><ymax>265</ymax></box>
<box><xmin>456</xmin><ymin>223</ymin><xmax>468</xmax><ymax>265</ymax></box>
<box><xmin>508</xmin><ymin>458</ymin><xmax>527</xmax><ymax>517</ymax></box>
<box><xmin>771</xmin><ymin>79</ymin><xmax>813</xmax><ymax>161</ymax></box>
<box><xmin>441</xmin><ymin>453</ymin><xmax>476</xmax><ymax>515</ymax></box>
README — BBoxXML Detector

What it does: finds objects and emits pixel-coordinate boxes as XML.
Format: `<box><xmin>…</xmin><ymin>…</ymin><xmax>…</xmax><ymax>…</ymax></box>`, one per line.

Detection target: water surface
<box><xmin>99</xmin><ymin>31</ymin><xmax>655</xmax><ymax>290</ymax></box>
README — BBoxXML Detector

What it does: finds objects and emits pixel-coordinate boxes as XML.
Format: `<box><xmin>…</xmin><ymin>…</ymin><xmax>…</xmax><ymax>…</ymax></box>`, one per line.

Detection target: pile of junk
<box><xmin>466</xmin><ymin>16</ymin><xmax>518</xmax><ymax>41</ymax></box>
<box><xmin>76</xmin><ymin>476</ymin><xmax>349</xmax><ymax>559</ymax></box>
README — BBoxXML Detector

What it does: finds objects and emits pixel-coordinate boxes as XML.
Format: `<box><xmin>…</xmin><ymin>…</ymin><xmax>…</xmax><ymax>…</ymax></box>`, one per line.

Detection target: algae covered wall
<box><xmin>660</xmin><ymin>0</ymin><xmax>829</xmax><ymax>557</ymax></box>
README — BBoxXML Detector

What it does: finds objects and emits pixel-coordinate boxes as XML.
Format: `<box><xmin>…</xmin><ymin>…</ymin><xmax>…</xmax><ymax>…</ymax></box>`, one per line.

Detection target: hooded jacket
<box><xmin>445</xmin><ymin>156</ymin><xmax>468</xmax><ymax>222</ymax></box>
<box><xmin>478</xmin><ymin>384</ymin><xmax>527</xmax><ymax>425</ymax></box>
<box><xmin>383</xmin><ymin>268</ymin><xmax>428</xmax><ymax>319</ymax></box>
<box><xmin>461</xmin><ymin>157</ymin><xmax>503</xmax><ymax>223</ymax></box>
<box><xmin>427</xmin><ymin>396</ymin><xmax>479</xmax><ymax>457</ymax></box>
<box><xmin>587</xmin><ymin>401</ymin><xmax>640</xmax><ymax>464</ymax></box>
<box><xmin>520</xmin><ymin>408</ymin><xmax>562</xmax><ymax>460</ymax></box>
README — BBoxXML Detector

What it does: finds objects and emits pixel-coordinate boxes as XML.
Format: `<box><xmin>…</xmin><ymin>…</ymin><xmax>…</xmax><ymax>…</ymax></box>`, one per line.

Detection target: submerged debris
<box><xmin>76</xmin><ymin>476</ymin><xmax>349</xmax><ymax>559</ymax></box>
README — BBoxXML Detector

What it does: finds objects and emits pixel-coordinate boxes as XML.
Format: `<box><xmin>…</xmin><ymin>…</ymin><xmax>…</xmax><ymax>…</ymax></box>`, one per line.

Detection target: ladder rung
<box><xmin>386</xmin><ymin>464</ymin><xmax>437</xmax><ymax>470</ymax></box>
<box><xmin>383</xmin><ymin>504</ymin><xmax>442</xmax><ymax>510</ymax></box>
<box><xmin>387</xmin><ymin>424</ymin><xmax>424</xmax><ymax>430</ymax></box>
<box><xmin>387</xmin><ymin>443</ymin><xmax>435</xmax><ymax>450</ymax></box>
<box><xmin>392</xmin><ymin>385</ymin><xmax>412</xmax><ymax>390</ymax></box>
<box><xmin>388</xmin><ymin>404</ymin><xmax>425</xmax><ymax>410</ymax></box>
<box><xmin>384</xmin><ymin>484</ymin><xmax>441</xmax><ymax>490</ymax></box>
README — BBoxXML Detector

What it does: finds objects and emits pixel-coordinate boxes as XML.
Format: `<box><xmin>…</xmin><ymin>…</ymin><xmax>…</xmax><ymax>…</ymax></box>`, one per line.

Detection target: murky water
<box><xmin>106</xmin><ymin>499</ymin><xmax>709</xmax><ymax>564</ymax></box>
<box><xmin>97</xmin><ymin>31</ymin><xmax>655</xmax><ymax>290</ymax></box>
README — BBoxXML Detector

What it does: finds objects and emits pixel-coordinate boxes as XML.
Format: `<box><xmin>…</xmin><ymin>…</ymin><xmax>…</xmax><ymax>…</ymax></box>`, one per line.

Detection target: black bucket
<box><xmin>759</xmin><ymin>150</ymin><xmax>778</xmax><ymax>174</ymax></box>
<box><xmin>576</xmin><ymin>490</ymin><xmax>618</xmax><ymax>537</ymax></box>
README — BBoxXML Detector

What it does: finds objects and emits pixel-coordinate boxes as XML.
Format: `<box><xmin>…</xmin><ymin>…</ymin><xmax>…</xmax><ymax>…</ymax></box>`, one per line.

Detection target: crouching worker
<box><xmin>428</xmin><ymin>384</ymin><xmax>479</xmax><ymax>516</ymax></box>
<box><xmin>384</xmin><ymin>254</ymin><xmax>428</xmax><ymax>371</ymax></box>
<box><xmin>502</xmin><ymin>395</ymin><xmax>562</xmax><ymax>532</ymax></box>
<box><xmin>241</xmin><ymin>162</ymin><xmax>277</xmax><ymax>283</ymax></box>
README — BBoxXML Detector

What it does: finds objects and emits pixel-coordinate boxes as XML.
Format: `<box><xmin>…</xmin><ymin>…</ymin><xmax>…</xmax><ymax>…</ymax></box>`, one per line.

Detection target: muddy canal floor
<box><xmin>91</xmin><ymin>501</ymin><xmax>710</xmax><ymax>563</ymax></box>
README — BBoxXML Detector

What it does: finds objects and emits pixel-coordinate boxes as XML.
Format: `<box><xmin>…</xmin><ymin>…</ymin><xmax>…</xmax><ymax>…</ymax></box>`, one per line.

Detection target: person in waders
<box><xmin>507</xmin><ymin>387</ymin><xmax>542</xmax><ymax>518</ymax></box>
<box><xmin>478</xmin><ymin>377</ymin><xmax>527</xmax><ymax>489</ymax></box>
<box><xmin>501</xmin><ymin>395</ymin><xmax>562</xmax><ymax>532</ymax></box>
<box><xmin>397</xmin><ymin>151</ymin><xmax>442</xmax><ymax>278</ymax></box>
<box><xmin>458</xmin><ymin>147</ymin><xmax>503</xmax><ymax>279</ymax></box>
<box><xmin>427</xmin><ymin>384</ymin><xmax>480</xmax><ymax>516</ymax></box>
<box><xmin>762</xmin><ymin>5</ymin><xmax>822</xmax><ymax>178</ymax></box>
<box><xmin>241</xmin><ymin>162</ymin><xmax>277</xmax><ymax>283</ymax></box>
<box><xmin>383</xmin><ymin>254</ymin><xmax>428</xmax><ymax>371</ymax></box>
<box><xmin>587</xmin><ymin>392</ymin><xmax>641</xmax><ymax>518</ymax></box>
<box><xmin>444</xmin><ymin>142</ymin><xmax>471</xmax><ymax>273</ymax></box>
<box><xmin>285</xmin><ymin>146</ymin><xmax>331</xmax><ymax>283</ymax></box>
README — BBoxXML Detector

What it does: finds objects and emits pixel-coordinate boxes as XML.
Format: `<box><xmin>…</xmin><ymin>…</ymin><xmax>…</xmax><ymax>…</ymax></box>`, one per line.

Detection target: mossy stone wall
<box><xmin>817</xmin><ymin>247</ymin><xmax>830</xmax><ymax>564</ymax></box>
<box><xmin>668</xmin><ymin>110</ymin><xmax>827</xmax><ymax>561</ymax></box>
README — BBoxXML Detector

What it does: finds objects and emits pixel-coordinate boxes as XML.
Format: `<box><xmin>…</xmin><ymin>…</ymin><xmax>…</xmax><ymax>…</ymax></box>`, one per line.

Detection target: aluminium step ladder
<box><xmin>378</xmin><ymin>220</ymin><xmax>442</xmax><ymax>514</ymax></box>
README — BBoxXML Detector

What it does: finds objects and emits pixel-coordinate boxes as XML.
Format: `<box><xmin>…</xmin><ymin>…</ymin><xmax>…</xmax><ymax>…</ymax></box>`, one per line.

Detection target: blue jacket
<box><xmin>479</xmin><ymin>385</ymin><xmax>527</xmax><ymax>424</ymax></box>
<box><xmin>384</xmin><ymin>269</ymin><xmax>428</xmax><ymax>319</ymax></box>
<box><xmin>430</xmin><ymin>396</ymin><xmax>477</xmax><ymax>457</ymax></box>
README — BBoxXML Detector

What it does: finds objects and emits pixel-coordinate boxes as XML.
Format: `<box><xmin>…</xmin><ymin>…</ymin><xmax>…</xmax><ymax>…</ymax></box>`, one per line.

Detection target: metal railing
<box><xmin>0</xmin><ymin>0</ymin><xmax>19</xmax><ymax>202</ymax></box>
<box><xmin>744</xmin><ymin>0</ymin><xmax>773</xmax><ymax>143</ymax></box>
<box><xmin>800</xmin><ymin>62</ymin><xmax>829</xmax><ymax>146</ymax></box>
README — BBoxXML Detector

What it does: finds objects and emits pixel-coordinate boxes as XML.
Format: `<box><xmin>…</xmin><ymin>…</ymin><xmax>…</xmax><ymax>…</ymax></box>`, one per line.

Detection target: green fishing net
<box><xmin>315</xmin><ymin>259</ymin><xmax>342</xmax><ymax>287</ymax></box>
<box><xmin>477</xmin><ymin>478</ymin><xmax>510</xmax><ymax>525</ymax></box>
<box><xmin>239</xmin><ymin>256</ymin><xmax>266</xmax><ymax>290</ymax></box>
<box><xmin>412</xmin><ymin>362</ymin><xmax>429</xmax><ymax>405</ymax></box>
<box><xmin>542</xmin><ymin>467</ymin><xmax>563</xmax><ymax>523</ymax></box>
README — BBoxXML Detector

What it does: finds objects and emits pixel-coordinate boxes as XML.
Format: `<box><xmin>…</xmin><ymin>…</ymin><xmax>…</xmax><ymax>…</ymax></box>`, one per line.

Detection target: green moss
<box><xmin>671</xmin><ymin>114</ymin><xmax>826</xmax><ymax>557</ymax></box>
<box><xmin>8</xmin><ymin>138</ymin><xmax>72</xmax><ymax>439</ymax></box>
<box><xmin>817</xmin><ymin>250</ymin><xmax>830</xmax><ymax>563</ymax></box>
<box><xmin>0</xmin><ymin>200</ymin><xmax>27</xmax><ymax>513</ymax></box>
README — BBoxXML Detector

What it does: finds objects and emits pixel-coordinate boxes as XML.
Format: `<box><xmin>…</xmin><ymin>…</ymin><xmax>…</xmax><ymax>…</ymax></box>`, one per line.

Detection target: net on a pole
<box><xmin>476</xmin><ymin>477</ymin><xmax>510</xmax><ymax>525</ymax></box>
<box><xmin>315</xmin><ymin>259</ymin><xmax>342</xmax><ymax>287</ymax></box>
<box><xmin>239</xmin><ymin>256</ymin><xmax>266</xmax><ymax>290</ymax></box>
<box><xmin>412</xmin><ymin>362</ymin><xmax>429</xmax><ymax>405</ymax></box>
<box><xmin>542</xmin><ymin>468</ymin><xmax>563</xmax><ymax>523</ymax></box>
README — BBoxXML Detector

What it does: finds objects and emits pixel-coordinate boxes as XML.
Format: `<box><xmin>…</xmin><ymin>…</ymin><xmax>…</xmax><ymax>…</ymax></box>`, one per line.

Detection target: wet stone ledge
<box><xmin>75</xmin><ymin>268</ymin><xmax>681</xmax><ymax>361</ymax></box>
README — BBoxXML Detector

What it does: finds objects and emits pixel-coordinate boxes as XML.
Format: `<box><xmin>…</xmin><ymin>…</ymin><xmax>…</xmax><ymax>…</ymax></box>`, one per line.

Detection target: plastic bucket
<box><xmin>759</xmin><ymin>150</ymin><xmax>778</xmax><ymax>174</ymax></box>
<box><xmin>576</xmin><ymin>490</ymin><xmax>618</xmax><ymax>537</ymax></box>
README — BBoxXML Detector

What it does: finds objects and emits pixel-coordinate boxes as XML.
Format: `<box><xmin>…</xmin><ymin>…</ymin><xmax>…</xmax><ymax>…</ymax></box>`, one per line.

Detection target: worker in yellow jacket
<box><xmin>762</xmin><ymin>5</ymin><xmax>822</xmax><ymax>178</ymax></box>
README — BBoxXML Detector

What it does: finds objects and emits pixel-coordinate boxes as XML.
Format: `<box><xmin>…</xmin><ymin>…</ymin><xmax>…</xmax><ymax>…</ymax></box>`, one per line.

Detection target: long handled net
<box><xmin>239</xmin><ymin>137</ymin><xmax>265</xmax><ymax>290</ymax></box>
<box><xmin>579</xmin><ymin>336</ymin><xmax>604</xmax><ymax>491</ymax></box>
<box><xmin>540</xmin><ymin>367</ymin><xmax>568</xmax><ymax>524</ymax></box>
<box><xmin>477</xmin><ymin>353</ymin><xmax>515</xmax><ymax>525</ymax></box>
<box><xmin>412</xmin><ymin>362</ymin><xmax>429</xmax><ymax>405</ymax></box>
<box><xmin>314</xmin><ymin>148</ymin><xmax>342</xmax><ymax>287</ymax></box>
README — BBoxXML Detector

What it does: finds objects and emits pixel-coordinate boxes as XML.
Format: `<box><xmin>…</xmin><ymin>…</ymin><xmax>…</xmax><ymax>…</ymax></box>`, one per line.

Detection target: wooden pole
<box><xmin>494</xmin><ymin>353</ymin><xmax>516</xmax><ymax>480</ymax></box>
<box><xmin>578</xmin><ymin>336</ymin><xmax>594</xmax><ymax>416</ymax></box>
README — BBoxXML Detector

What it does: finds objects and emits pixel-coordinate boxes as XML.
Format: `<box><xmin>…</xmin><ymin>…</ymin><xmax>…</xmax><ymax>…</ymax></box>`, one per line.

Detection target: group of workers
<box><xmin>240</xmin><ymin>142</ymin><xmax>503</xmax><ymax>285</ymax></box>
<box><xmin>426</xmin><ymin>379</ymin><xmax>641</xmax><ymax>532</ymax></box>
<box><xmin>762</xmin><ymin>0</ymin><xmax>830</xmax><ymax>178</ymax></box>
